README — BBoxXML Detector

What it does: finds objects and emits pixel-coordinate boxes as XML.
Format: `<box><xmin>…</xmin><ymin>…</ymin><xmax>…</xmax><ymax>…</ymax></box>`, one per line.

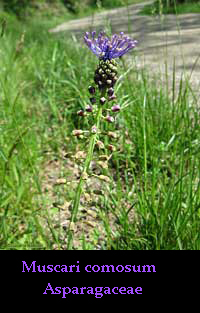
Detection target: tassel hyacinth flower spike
<box><xmin>68</xmin><ymin>31</ymin><xmax>138</xmax><ymax>248</ymax></box>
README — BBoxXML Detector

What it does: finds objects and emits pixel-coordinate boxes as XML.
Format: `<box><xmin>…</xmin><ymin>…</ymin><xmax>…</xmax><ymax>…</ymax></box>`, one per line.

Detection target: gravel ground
<box><xmin>49</xmin><ymin>1</ymin><xmax>200</xmax><ymax>102</ymax></box>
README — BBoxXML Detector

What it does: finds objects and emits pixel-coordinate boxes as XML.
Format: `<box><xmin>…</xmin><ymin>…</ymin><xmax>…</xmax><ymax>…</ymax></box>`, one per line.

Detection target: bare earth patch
<box><xmin>39</xmin><ymin>144</ymin><xmax>135</xmax><ymax>249</ymax></box>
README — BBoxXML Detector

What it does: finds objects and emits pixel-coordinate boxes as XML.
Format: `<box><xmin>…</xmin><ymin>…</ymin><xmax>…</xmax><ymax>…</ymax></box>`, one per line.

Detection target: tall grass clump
<box><xmin>0</xmin><ymin>14</ymin><xmax>87</xmax><ymax>249</ymax></box>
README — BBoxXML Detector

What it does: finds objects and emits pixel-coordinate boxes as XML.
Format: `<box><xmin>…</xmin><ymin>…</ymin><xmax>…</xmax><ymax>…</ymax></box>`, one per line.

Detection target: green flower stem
<box><xmin>67</xmin><ymin>89</ymin><xmax>105</xmax><ymax>249</ymax></box>
<box><xmin>71</xmin><ymin>106</ymin><xmax>103</xmax><ymax>220</ymax></box>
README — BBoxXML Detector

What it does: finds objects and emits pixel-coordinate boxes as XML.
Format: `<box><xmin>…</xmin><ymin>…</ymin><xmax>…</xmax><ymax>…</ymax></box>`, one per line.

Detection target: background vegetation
<box><xmin>1</xmin><ymin>0</ymin><xmax>200</xmax><ymax>19</ymax></box>
<box><xmin>140</xmin><ymin>0</ymin><xmax>200</xmax><ymax>14</ymax></box>
<box><xmin>0</xmin><ymin>0</ymin><xmax>146</xmax><ymax>17</ymax></box>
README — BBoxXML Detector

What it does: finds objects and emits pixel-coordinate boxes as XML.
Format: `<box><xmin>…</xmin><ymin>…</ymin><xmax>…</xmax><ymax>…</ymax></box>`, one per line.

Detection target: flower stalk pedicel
<box><xmin>68</xmin><ymin>31</ymin><xmax>138</xmax><ymax>248</ymax></box>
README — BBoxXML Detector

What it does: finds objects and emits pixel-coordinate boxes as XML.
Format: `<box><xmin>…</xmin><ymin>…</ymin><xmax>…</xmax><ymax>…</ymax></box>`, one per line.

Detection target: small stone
<box><xmin>93</xmin><ymin>190</ymin><xmax>103</xmax><ymax>195</ymax></box>
<box><xmin>74</xmin><ymin>151</ymin><xmax>86</xmax><ymax>159</ymax></box>
<box><xmin>83</xmin><ymin>221</ymin><xmax>97</xmax><ymax>228</ymax></box>
<box><xmin>87</xmin><ymin>210</ymin><xmax>97</xmax><ymax>218</ymax></box>
<box><xmin>98</xmin><ymin>175</ymin><xmax>111</xmax><ymax>183</ymax></box>
<box><xmin>69</xmin><ymin>222</ymin><xmax>75</xmax><ymax>231</ymax></box>
<box><xmin>60</xmin><ymin>201</ymin><xmax>72</xmax><ymax>211</ymax></box>
<box><xmin>55</xmin><ymin>178</ymin><xmax>67</xmax><ymax>185</ymax></box>
<box><xmin>82</xmin><ymin>171</ymin><xmax>88</xmax><ymax>180</ymax></box>
<box><xmin>98</xmin><ymin>161</ymin><xmax>108</xmax><ymax>169</ymax></box>
<box><xmin>84</xmin><ymin>193</ymin><xmax>92</xmax><ymax>202</ymax></box>
<box><xmin>99</xmin><ymin>154</ymin><xmax>109</xmax><ymax>161</ymax></box>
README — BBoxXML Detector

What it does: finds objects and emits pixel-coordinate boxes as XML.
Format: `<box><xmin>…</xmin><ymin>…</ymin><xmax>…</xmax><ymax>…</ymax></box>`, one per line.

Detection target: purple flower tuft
<box><xmin>84</xmin><ymin>31</ymin><xmax>138</xmax><ymax>60</ymax></box>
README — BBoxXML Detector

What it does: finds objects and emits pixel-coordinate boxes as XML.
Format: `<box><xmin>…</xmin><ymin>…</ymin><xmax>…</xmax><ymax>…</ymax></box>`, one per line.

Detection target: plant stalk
<box><xmin>67</xmin><ymin>89</ymin><xmax>105</xmax><ymax>249</ymax></box>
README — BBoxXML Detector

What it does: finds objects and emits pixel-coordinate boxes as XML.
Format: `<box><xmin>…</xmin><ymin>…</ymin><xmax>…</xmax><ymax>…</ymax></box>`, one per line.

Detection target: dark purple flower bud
<box><xmin>88</xmin><ymin>86</ymin><xmax>96</xmax><ymax>94</ymax></box>
<box><xmin>111</xmin><ymin>105</ymin><xmax>120</xmax><ymax>112</ymax></box>
<box><xmin>90</xmin><ymin>97</ymin><xmax>96</xmax><ymax>104</ymax></box>
<box><xmin>85</xmin><ymin>105</ymin><xmax>93</xmax><ymax>112</ymax></box>
<box><xmin>94</xmin><ymin>75</ymin><xmax>100</xmax><ymax>84</ymax></box>
<box><xmin>105</xmin><ymin>69</ymin><xmax>111</xmax><ymax>74</ymax></box>
<box><xmin>106</xmin><ymin>80</ymin><xmax>112</xmax><ymax>85</ymax></box>
<box><xmin>105</xmin><ymin>116</ymin><xmax>114</xmax><ymax>123</ymax></box>
<box><xmin>108</xmin><ymin>95</ymin><xmax>116</xmax><ymax>101</ymax></box>
<box><xmin>98</xmin><ymin>83</ymin><xmax>106</xmax><ymax>91</ymax></box>
<box><xmin>77</xmin><ymin>110</ymin><xmax>86</xmax><ymax>116</ymax></box>
<box><xmin>100</xmin><ymin>97</ymin><xmax>106</xmax><ymax>105</ymax></box>
<box><xmin>107</xmin><ymin>88</ymin><xmax>114</xmax><ymax>97</ymax></box>
<box><xmin>112</xmin><ymin>66</ymin><xmax>118</xmax><ymax>73</ymax></box>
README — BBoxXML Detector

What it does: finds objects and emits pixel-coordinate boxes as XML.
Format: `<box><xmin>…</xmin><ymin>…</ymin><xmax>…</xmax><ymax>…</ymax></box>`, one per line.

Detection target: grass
<box><xmin>0</xmin><ymin>4</ymin><xmax>199</xmax><ymax>250</ymax></box>
<box><xmin>140</xmin><ymin>0</ymin><xmax>200</xmax><ymax>15</ymax></box>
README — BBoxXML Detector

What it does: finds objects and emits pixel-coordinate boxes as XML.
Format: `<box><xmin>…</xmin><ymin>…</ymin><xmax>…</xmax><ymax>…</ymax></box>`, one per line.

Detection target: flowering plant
<box><xmin>68</xmin><ymin>31</ymin><xmax>138</xmax><ymax>248</ymax></box>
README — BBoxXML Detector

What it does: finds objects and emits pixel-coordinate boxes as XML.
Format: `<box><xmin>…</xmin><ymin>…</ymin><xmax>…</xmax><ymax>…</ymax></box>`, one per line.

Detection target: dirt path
<box><xmin>49</xmin><ymin>1</ymin><xmax>200</xmax><ymax>97</ymax></box>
